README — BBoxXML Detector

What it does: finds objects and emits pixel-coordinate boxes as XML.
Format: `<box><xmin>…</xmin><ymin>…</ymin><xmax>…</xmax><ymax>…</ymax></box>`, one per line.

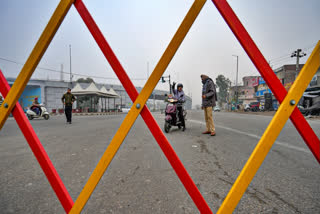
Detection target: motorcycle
<box><xmin>26</xmin><ymin>104</ymin><xmax>50</xmax><ymax>120</ymax></box>
<box><xmin>164</xmin><ymin>95</ymin><xmax>186</xmax><ymax>133</ymax></box>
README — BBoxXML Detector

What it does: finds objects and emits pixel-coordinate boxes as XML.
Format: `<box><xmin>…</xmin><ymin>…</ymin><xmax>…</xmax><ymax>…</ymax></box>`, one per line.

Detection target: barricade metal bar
<box><xmin>217</xmin><ymin>42</ymin><xmax>320</xmax><ymax>214</ymax></box>
<box><xmin>0</xmin><ymin>0</ymin><xmax>74</xmax><ymax>130</ymax></box>
<box><xmin>210</xmin><ymin>0</ymin><xmax>320</xmax><ymax>163</ymax></box>
<box><xmin>0</xmin><ymin>70</ymin><xmax>74</xmax><ymax>213</ymax></box>
<box><xmin>70</xmin><ymin>0</ymin><xmax>212</xmax><ymax>213</ymax></box>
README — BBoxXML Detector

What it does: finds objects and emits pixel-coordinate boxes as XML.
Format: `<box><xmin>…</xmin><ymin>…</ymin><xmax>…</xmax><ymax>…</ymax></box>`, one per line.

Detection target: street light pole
<box><xmin>69</xmin><ymin>44</ymin><xmax>72</xmax><ymax>88</ymax></box>
<box><xmin>232</xmin><ymin>55</ymin><xmax>239</xmax><ymax>104</ymax></box>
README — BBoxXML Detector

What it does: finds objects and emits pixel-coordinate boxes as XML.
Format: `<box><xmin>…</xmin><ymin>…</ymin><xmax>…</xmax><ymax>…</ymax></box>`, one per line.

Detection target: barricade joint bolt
<box><xmin>136</xmin><ymin>103</ymin><xmax>141</xmax><ymax>109</ymax></box>
<box><xmin>290</xmin><ymin>100</ymin><xmax>296</xmax><ymax>106</ymax></box>
<box><xmin>4</xmin><ymin>103</ymin><xmax>8</xmax><ymax>108</ymax></box>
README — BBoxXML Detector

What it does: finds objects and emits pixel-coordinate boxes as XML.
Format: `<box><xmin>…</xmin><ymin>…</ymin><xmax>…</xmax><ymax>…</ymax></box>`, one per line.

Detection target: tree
<box><xmin>215</xmin><ymin>74</ymin><xmax>231</xmax><ymax>106</ymax></box>
<box><xmin>76</xmin><ymin>77</ymin><xmax>94</xmax><ymax>83</ymax></box>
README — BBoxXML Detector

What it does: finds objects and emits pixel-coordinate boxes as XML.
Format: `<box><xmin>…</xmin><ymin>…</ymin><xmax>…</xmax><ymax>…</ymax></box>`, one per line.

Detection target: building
<box><xmin>229</xmin><ymin>76</ymin><xmax>259</xmax><ymax>105</ymax></box>
<box><xmin>228</xmin><ymin>64</ymin><xmax>320</xmax><ymax>110</ymax></box>
<box><xmin>274</xmin><ymin>64</ymin><xmax>304</xmax><ymax>91</ymax></box>
<box><xmin>5</xmin><ymin>78</ymin><xmax>192</xmax><ymax>113</ymax></box>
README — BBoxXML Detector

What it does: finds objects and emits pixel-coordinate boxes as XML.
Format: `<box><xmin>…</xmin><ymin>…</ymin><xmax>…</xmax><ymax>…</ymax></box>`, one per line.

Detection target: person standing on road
<box><xmin>0</xmin><ymin>96</ymin><xmax>3</xmax><ymax>107</ymax></box>
<box><xmin>61</xmin><ymin>88</ymin><xmax>76</xmax><ymax>124</ymax></box>
<box><xmin>201</xmin><ymin>74</ymin><xmax>217</xmax><ymax>136</ymax></box>
<box><xmin>172</xmin><ymin>82</ymin><xmax>186</xmax><ymax>131</ymax></box>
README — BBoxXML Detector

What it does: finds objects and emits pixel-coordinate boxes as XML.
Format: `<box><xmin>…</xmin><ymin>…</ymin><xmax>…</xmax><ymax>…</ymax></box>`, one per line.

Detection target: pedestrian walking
<box><xmin>61</xmin><ymin>88</ymin><xmax>76</xmax><ymax>124</ymax></box>
<box><xmin>201</xmin><ymin>74</ymin><xmax>217</xmax><ymax>136</ymax></box>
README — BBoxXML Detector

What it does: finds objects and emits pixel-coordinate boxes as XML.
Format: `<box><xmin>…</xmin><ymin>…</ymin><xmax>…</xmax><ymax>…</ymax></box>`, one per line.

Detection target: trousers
<box><xmin>204</xmin><ymin>106</ymin><xmax>215</xmax><ymax>132</ymax></box>
<box><xmin>65</xmin><ymin>105</ymin><xmax>72</xmax><ymax>122</ymax></box>
<box><xmin>177</xmin><ymin>106</ymin><xmax>185</xmax><ymax>127</ymax></box>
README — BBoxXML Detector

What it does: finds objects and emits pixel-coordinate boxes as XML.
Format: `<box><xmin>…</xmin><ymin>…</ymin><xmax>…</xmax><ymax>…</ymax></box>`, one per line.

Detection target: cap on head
<box><xmin>35</xmin><ymin>97</ymin><xmax>38</xmax><ymax>100</ymax></box>
<box><xmin>201</xmin><ymin>74</ymin><xmax>209</xmax><ymax>80</ymax></box>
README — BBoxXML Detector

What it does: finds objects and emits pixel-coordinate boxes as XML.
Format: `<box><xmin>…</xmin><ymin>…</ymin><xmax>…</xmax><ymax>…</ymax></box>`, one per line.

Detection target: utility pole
<box><xmin>69</xmin><ymin>45</ymin><xmax>73</xmax><ymax>88</ymax></box>
<box><xmin>291</xmin><ymin>49</ymin><xmax>306</xmax><ymax>79</ymax></box>
<box><xmin>232</xmin><ymin>55</ymin><xmax>239</xmax><ymax>104</ymax></box>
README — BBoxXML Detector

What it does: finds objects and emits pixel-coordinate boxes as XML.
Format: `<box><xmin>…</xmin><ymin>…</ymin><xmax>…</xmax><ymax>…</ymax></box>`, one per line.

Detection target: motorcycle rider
<box><xmin>172</xmin><ymin>82</ymin><xmax>186</xmax><ymax>131</ymax></box>
<box><xmin>31</xmin><ymin>97</ymin><xmax>41</xmax><ymax>115</ymax></box>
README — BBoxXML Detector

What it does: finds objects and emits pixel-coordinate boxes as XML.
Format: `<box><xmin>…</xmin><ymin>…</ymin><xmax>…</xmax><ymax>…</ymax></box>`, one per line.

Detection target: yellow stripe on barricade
<box><xmin>69</xmin><ymin>0</ymin><xmax>207</xmax><ymax>213</ymax></box>
<box><xmin>217</xmin><ymin>41</ymin><xmax>320</xmax><ymax>214</ymax></box>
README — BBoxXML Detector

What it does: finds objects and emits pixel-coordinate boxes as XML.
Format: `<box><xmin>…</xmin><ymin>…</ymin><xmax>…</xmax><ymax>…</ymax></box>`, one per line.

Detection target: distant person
<box><xmin>172</xmin><ymin>82</ymin><xmax>186</xmax><ymax>131</ymax></box>
<box><xmin>31</xmin><ymin>97</ymin><xmax>41</xmax><ymax>115</ymax></box>
<box><xmin>201</xmin><ymin>74</ymin><xmax>217</xmax><ymax>136</ymax></box>
<box><xmin>61</xmin><ymin>88</ymin><xmax>76</xmax><ymax>124</ymax></box>
<box><xmin>0</xmin><ymin>96</ymin><xmax>3</xmax><ymax>107</ymax></box>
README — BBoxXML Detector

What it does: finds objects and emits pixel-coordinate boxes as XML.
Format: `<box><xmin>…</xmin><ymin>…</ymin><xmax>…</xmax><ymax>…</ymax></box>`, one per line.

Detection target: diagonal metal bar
<box><xmin>0</xmin><ymin>0</ymin><xmax>74</xmax><ymax>130</ymax></box>
<box><xmin>70</xmin><ymin>0</ymin><xmax>212</xmax><ymax>213</ymax></box>
<box><xmin>210</xmin><ymin>0</ymin><xmax>320</xmax><ymax>164</ymax></box>
<box><xmin>0</xmin><ymin>70</ymin><xmax>74</xmax><ymax>213</ymax></box>
<box><xmin>217</xmin><ymin>41</ymin><xmax>320</xmax><ymax>214</ymax></box>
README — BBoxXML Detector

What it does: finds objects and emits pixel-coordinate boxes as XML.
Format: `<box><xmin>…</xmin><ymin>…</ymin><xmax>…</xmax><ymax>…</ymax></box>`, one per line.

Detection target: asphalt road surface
<box><xmin>0</xmin><ymin>111</ymin><xmax>319</xmax><ymax>213</ymax></box>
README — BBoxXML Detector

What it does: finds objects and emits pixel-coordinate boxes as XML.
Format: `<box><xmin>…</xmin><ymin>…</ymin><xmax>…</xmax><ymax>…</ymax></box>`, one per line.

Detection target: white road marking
<box><xmin>188</xmin><ymin>119</ymin><xmax>310</xmax><ymax>154</ymax></box>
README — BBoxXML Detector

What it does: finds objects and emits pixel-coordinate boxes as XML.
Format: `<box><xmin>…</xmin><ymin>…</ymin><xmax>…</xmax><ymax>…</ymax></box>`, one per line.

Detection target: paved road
<box><xmin>0</xmin><ymin>111</ymin><xmax>319</xmax><ymax>213</ymax></box>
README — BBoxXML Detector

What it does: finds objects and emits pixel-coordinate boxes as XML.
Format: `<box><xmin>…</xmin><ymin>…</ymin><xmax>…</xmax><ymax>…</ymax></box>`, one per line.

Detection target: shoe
<box><xmin>182</xmin><ymin>126</ymin><xmax>186</xmax><ymax>131</ymax></box>
<box><xmin>69</xmin><ymin>122</ymin><xmax>72</xmax><ymax>124</ymax></box>
<box><xmin>202</xmin><ymin>131</ymin><xmax>211</xmax><ymax>134</ymax></box>
<box><xmin>211</xmin><ymin>132</ymin><xmax>216</xmax><ymax>136</ymax></box>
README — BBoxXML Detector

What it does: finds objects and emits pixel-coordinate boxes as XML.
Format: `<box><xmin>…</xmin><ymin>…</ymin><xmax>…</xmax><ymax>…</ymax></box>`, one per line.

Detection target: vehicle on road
<box><xmin>299</xmin><ymin>86</ymin><xmax>320</xmax><ymax>116</ymax></box>
<box><xmin>213</xmin><ymin>106</ymin><xmax>220</xmax><ymax>112</ymax></box>
<box><xmin>249</xmin><ymin>102</ymin><xmax>260</xmax><ymax>112</ymax></box>
<box><xmin>259</xmin><ymin>102</ymin><xmax>265</xmax><ymax>112</ymax></box>
<box><xmin>121</xmin><ymin>108</ymin><xmax>130</xmax><ymax>113</ymax></box>
<box><xmin>164</xmin><ymin>95</ymin><xmax>186</xmax><ymax>133</ymax></box>
<box><xmin>244</xmin><ymin>104</ymin><xmax>250</xmax><ymax>112</ymax></box>
<box><xmin>26</xmin><ymin>104</ymin><xmax>50</xmax><ymax>120</ymax></box>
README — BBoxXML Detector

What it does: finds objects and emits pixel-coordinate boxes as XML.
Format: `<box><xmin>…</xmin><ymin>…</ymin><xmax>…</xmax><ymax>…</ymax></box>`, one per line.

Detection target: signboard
<box><xmin>251</xmin><ymin>77</ymin><xmax>259</xmax><ymax>86</ymax></box>
<box><xmin>259</xmin><ymin>76</ymin><xmax>266</xmax><ymax>85</ymax></box>
<box><xmin>255</xmin><ymin>89</ymin><xmax>272</xmax><ymax>97</ymax></box>
<box><xmin>258</xmin><ymin>84</ymin><xmax>266</xmax><ymax>91</ymax></box>
<box><xmin>284</xmin><ymin>82</ymin><xmax>293</xmax><ymax>91</ymax></box>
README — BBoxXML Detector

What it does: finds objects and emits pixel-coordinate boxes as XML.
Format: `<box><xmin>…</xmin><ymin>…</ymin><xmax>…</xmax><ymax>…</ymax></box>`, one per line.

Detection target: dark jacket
<box><xmin>61</xmin><ymin>93</ymin><xmax>76</xmax><ymax>106</ymax></box>
<box><xmin>202</xmin><ymin>77</ymin><xmax>217</xmax><ymax>107</ymax></box>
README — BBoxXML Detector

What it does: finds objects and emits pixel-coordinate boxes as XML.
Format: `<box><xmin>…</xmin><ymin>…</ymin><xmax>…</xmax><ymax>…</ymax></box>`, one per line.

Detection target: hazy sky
<box><xmin>1</xmin><ymin>0</ymin><xmax>319</xmax><ymax>105</ymax></box>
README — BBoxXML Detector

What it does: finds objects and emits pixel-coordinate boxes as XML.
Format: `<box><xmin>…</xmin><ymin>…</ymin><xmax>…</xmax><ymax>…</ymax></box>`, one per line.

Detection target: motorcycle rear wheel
<box><xmin>164</xmin><ymin>121</ymin><xmax>171</xmax><ymax>133</ymax></box>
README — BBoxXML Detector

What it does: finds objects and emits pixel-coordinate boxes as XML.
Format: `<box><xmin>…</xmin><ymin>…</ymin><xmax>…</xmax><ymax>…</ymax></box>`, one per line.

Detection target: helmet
<box><xmin>177</xmin><ymin>83</ymin><xmax>183</xmax><ymax>88</ymax></box>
